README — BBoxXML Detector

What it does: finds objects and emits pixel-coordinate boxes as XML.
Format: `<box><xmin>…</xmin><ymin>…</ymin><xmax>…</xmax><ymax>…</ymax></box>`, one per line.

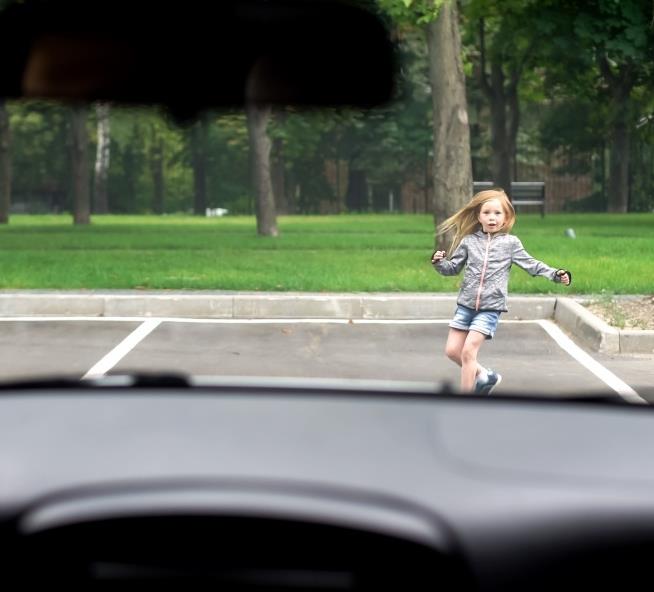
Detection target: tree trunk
<box><xmin>607</xmin><ymin>94</ymin><xmax>630</xmax><ymax>213</ymax></box>
<box><xmin>488</xmin><ymin>61</ymin><xmax>511</xmax><ymax>195</ymax></box>
<box><xmin>271</xmin><ymin>110</ymin><xmax>287</xmax><ymax>215</ymax></box>
<box><xmin>71</xmin><ymin>106</ymin><xmax>91</xmax><ymax>225</ymax></box>
<box><xmin>123</xmin><ymin>124</ymin><xmax>140</xmax><ymax>214</ymax></box>
<box><xmin>246</xmin><ymin>103</ymin><xmax>278</xmax><ymax>236</ymax></box>
<box><xmin>191</xmin><ymin>115</ymin><xmax>208</xmax><ymax>215</ymax></box>
<box><xmin>93</xmin><ymin>103</ymin><xmax>111</xmax><ymax>214</ymax></box>
<box><xmin>427</xmin><ymin>1</ymin><xmax>473</xmax><ymax>249</ymax></box>
<box><xmin>285</xmin><ymin>169</ymin><xmax>297</xmax><ymax>214</ymax></box>
<box><xmin>508</xmin><ymin>82</ymin><xmax>520</xmax><ymax>181</ymax></box>
<box><xmin>150</xmin><ymin>126</ymin><xmax>165</xmax><ymax>215</ymax></box>
<box><xmin>271</xmin><ymin>135</ymin><xmax>286</xmax><ymax>215</ymax></box>
<box><xmin>424</xmin><ymin>147</ymin><xmax>431</xmax><ymax>213</ymax></box>
<box><xmin>598</xmin><ymin>57</ymin><xmax>633</xmax><ymax>213</ymax></box>
<box><xmin>0</xmin><ymin>99</ymin><xmax>11</xmax><ymax>224</ymax></box>
<box><xmin>476</xmin><ymin>19</ymin><xmax>523</xmax><ymax>197</ymax></box>
<box><xmin>470</xmin><ymin>96</ymin><xmax>483</xmax><ymax>181</ymax></box>
<box><xmin>600</xmin><ymin>141</ymin><xmax>607</xmax><ymax>206</ymax></box>
<box><xmin>337</xmin><ymin>158</ymin><xmax>347</xmax><ymax>213</ymax></box>
<box><xmin>345</xmin><ymin>169</ymin><xmax>368</xmax><ymax>212</ymax></box>
<box><xmin>123</xmin><ymin>145</ymin><xmax>136</xmax><ymax>214</ymax></box>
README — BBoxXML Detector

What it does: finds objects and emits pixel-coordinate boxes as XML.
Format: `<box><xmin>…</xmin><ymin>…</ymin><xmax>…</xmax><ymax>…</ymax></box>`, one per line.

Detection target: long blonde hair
<box><xmin>438</xmin><ymin>189</ymin><xmax>516</xmax><ymax>253</ymax></box>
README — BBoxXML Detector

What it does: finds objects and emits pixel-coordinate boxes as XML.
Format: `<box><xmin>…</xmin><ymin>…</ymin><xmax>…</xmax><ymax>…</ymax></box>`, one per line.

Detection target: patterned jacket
<box><xmin>433</xmin><ymin>230</ymin><xmax>563</xmax><ymax>312</ymax></box>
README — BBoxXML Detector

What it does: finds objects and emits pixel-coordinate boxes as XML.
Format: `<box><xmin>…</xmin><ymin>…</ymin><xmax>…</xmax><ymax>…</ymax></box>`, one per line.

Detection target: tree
<box><xmin>104</xmin><ymin>111</ymin><xmax>145</xmax><ymax>213</ymax></box>
<box><xmin>190</xmin><ymin>114</ymin><xmax>208</xmax><ymax>215</ymax></box>
<box><xmin>246</xmin><ymin>103</ymin><xmax>278</xmax><ymax>236</ymax></box>
<box><xmin>205</xmin><ymin>112</ymin><xmax>250</xmax><ymax>214</ymax></box>
<box><xmin>533</xmin><ymin>0</ymin><xmax>654</xmax><ymax>212</ymax></box>
<box><xmin>270</xmin><ymin>111</ymin><xmax>287</xmax><ymax>215</ymax></box>
<box><xmin>70</xmin><ymin>105</ymin><xmax>90</xmax><ymax>225</ymax></box>
<box><xmin>7</xmin><ymin>102</ymin><xmax>69</xmax><ymax>214</ymax></box>
<box><xmin>0</xmin><ymin>99</ymin><xmax>10</xmax><ymax>224</ymax></box>
<box><xmin>369</xmin><ymin>29</ymin><xmax>433</xmax><ymax>211</ymax></box>
<box><xmin>465</xmin><ymin>1</ymin><xmax>539</xmax><ymax>195</ymax></box>
<box><xmin>149</xmin><ymin>123</ymin><xmax>165</xmax><ymax>214</ymax></box>
<box><xmin>426</xmin><ymin>2</ymin><xmax>473</xmax><ymax>247</ymax></box>
<box><xmin>599</xmin><ymin>54</ymin><xmax>637</xmax><ymax>213</ymax></box>
<box><xmin>271</xmin><ymin>109</ymin><xmax>342</xmax><ymax>214</ymax></box>
<box><xmin>93</xmin><ymin>103</ymin><xmax>111</xmax><ymax>214</ymax></box>
<box><xmin>577</xmin><ymin>0</ymin><xmax>652</xmax><ymax>213</ymax></box>
<box><xmin>378</xmin><ymin>0</ymin><xmax>473</xmax><ymax>247</ymax></box>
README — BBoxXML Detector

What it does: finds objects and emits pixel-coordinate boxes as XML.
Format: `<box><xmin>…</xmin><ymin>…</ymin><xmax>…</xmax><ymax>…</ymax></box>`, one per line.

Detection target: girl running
<box><xmin>432</xmin><ymin>189</ymin><xmax>571</xmax><ymax>394</ymax></box>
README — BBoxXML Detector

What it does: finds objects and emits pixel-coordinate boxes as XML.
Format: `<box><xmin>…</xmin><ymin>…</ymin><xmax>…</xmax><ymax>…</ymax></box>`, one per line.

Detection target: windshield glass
<box><xmin>0</xmin><ymin>0</ymin><xmax>652</xmax><ymax>402</ymax></box>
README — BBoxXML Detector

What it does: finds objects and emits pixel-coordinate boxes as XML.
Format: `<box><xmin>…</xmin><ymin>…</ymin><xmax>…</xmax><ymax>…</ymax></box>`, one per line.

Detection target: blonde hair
<box><xmin>438</xmin><ymin>189</ymin><xmax>516</xmax><ymax>253</ymax></box>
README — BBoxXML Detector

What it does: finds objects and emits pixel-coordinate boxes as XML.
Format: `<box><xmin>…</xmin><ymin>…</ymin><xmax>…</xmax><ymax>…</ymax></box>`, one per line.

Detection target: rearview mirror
<box><xmin>0</xmin><ymin>0</ymin><xmax>396</xmax><ymax>120</ymax></box>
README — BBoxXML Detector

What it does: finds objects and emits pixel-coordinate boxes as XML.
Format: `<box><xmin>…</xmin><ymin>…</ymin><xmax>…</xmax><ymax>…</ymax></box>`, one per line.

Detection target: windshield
<box><xmin>0</xmin><ymin>0</ymin><xmax>652</xmax><ymax>402</ymax></box>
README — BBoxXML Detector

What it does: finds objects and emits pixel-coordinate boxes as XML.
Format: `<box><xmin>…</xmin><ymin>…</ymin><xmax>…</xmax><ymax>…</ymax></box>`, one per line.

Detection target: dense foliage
<box><xmin>1</xmin><ymin>0</ymin><xmax>653</xmax><ymax>217</ymax></box>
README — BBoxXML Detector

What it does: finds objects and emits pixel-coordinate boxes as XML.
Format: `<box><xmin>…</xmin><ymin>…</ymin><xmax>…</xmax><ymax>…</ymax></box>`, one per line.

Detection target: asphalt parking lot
<box><xmin>0</xmin><ymin>317</ymin><xmax>651</xmax><ymax>402</ymax></box>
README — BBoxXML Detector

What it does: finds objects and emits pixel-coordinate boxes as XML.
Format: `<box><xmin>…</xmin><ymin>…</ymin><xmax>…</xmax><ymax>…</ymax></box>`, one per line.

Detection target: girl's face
<box><xmin>478</xmin><ymin>199</ymin><xmax>506</xmax><ymax>233</ymax></box>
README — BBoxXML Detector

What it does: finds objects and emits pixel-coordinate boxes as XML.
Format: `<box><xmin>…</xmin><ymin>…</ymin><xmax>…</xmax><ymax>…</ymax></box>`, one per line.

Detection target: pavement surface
<box><xmin>0</xmin><ymin>315</ymin><xmax>651</xmax><ymax>403</ymax></box>
<box><xmin>0</xmin><ymin>291</ymin><xmax>651</xmax><ymax>403</ymax></box>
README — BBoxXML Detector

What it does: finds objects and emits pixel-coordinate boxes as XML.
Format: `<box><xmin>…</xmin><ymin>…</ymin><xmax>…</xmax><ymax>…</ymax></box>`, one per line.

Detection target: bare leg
<box><xmin>460</xmin><ymin>330</ymin><xmax>487</xmax><ymax>392</ymax></box>
<box><xmin>444</xmin><ymin>328</ymin><xmax>486</xmax><ymax>377</ymax></box>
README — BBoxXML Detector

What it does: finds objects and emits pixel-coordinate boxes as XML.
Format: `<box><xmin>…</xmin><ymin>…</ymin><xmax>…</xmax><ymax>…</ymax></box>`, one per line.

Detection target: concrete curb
<box><xmin>554</xmin><ymin>297</ymin><xmax>654</xmax><ymax>355</ymax></box>
<box><xmin>0</xmin><ymin>291</ymin><xmax>651</xmax><ymax>354</ymax></box>
<box><xmin>0</xmin><ymin>291</ymin><xmax>554</xmax><ymax>321</ymax></box>
<box><xmin>553</xmin><ymin>297</ymin><xmax>620</xmax><ymax>354</ymax></box>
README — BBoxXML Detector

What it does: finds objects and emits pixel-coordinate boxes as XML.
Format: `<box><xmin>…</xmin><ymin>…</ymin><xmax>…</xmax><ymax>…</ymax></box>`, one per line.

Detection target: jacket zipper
<box><xmin>475</xmin><ymin>232</ymin><xmax>492</xmax><ymax>311</ymax></box>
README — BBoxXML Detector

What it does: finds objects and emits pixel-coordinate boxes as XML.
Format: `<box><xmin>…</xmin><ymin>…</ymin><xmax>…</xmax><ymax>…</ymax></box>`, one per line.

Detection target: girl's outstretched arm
<box><xmin>511</xmin><ymin>237</ymin><xmax>564</xmax><ymax>282</ymax></box>
<box><xmin>432</xmin><ymin>240</ymin><xmax>468</xmax><ymax>276</ymax></box>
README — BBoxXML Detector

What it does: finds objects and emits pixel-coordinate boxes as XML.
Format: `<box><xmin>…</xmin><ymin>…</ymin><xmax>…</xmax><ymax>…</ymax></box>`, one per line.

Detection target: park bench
<box><xmin>473</xmin><ymin>181</ymin><xmax>546</xmax><ymax>217</ymax></box>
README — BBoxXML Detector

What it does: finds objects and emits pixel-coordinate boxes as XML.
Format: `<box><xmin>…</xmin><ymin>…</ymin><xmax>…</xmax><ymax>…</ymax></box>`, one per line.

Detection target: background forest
<box><xmin>0</xmin><ymin>0</ymin><xmax>652</xmax><ymax>223</ymax></box>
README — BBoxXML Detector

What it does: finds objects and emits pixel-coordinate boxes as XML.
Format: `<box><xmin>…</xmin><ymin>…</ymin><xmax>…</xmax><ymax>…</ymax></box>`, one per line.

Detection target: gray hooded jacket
<box><xmin>434</xmin><ymin>230</ymin><xmax>562</xmax><ymax>312</ymax></box>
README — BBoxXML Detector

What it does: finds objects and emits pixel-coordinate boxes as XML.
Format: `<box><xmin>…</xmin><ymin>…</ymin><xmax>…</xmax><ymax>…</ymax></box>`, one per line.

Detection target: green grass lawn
<box><xmin>0</xmin><ymin>213</ymin><xmax>652</xmax><ymax>294</ymax></box>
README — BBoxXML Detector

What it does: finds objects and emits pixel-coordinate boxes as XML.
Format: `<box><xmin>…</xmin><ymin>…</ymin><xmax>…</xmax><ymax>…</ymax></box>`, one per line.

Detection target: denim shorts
<box><xmin>449</xmin><ymin>305</ymin><xmax>501</xmax><ymax>339</ymax></box>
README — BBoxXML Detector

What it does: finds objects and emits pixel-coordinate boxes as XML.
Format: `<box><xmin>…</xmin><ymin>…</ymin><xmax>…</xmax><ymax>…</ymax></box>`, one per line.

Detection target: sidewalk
<box><xmin>0</xmin><ymin>291</ymin><xmax>651</xmax><ymax>355</ymax></box>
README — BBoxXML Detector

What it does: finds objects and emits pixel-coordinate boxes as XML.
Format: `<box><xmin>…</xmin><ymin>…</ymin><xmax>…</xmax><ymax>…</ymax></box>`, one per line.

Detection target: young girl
<box><xmin>431</xmin><ymin>189</ymin><xmax>571</xmax><ymax>394</ymax></box>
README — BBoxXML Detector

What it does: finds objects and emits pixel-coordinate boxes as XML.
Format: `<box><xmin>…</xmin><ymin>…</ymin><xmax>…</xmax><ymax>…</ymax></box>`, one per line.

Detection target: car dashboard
<box><xmin>1</xmin><ymin>379</ymin><xmax>653</xmax><ymax>589</ymax></box>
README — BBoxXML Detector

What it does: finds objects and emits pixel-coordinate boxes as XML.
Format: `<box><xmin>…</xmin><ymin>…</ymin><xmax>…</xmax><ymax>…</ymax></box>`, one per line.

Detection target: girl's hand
<box><xmin>556</xmin><ymin>269</ymin><xmax>572</xmax><ymax>286</ymax></box>
<box><xmin>432</xmin><ymin>250</ymin><xmax>446</xmax><ymax>264</ymax></box>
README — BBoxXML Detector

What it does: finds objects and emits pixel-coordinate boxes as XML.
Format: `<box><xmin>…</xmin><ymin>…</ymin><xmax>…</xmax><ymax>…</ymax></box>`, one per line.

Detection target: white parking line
<box><xmin>82</xmin><ymin>319</ymin><xmax>161</xmax><ymax>379</ymax></box>
<box><xmin>537</xmin><ymin>320</ymin><xmax>646</xmax><ymax>404</ymax></box>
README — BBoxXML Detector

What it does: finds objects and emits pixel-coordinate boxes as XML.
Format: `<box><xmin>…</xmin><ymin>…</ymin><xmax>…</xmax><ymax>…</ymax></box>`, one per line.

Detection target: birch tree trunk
<box><xmin>246</xmin><ymin>103</ymin><xmax>278</xmax><ymax>237</ymax></box>
<box><xmin>93</xmin><ymin>103</ymin><xmax>111</xmax><ymax>214</ymax></box>
<box><xmin>427</xmin><ymin>0</ymin><xmax>472</xmax><ymax>249</ymax></box>
<box><xmin>71</xmin><ymin>105</ymin><xmax>91</xmax><ymax>225</ymax></box>
<box><xmin>0</xmin><ymin>99</ymin><xmax>10</xmax><ymax>224</ymax></box>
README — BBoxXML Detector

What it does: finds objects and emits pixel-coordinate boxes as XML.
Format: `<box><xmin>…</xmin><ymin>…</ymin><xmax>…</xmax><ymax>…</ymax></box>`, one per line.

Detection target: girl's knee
<box><xmin>460</xmin><ymin>345</ymin><xmax>479</xmax><ymax>364</ymax></box>
<box><xmin>445</xmin><ymin>343</ymin><xmax>461</xmax><ymax>363</ymax></box>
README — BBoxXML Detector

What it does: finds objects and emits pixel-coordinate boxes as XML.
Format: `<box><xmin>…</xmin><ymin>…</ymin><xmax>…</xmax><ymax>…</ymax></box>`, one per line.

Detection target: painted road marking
<box><xmin>81</xmin><ymin>319</ymin><xmax>161</xmax><ymax>379</ymax></box>
<box><xmin>537</xmin><ymin>320</ymin><xmax>645</xmax><ymax>404</ymax></box>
